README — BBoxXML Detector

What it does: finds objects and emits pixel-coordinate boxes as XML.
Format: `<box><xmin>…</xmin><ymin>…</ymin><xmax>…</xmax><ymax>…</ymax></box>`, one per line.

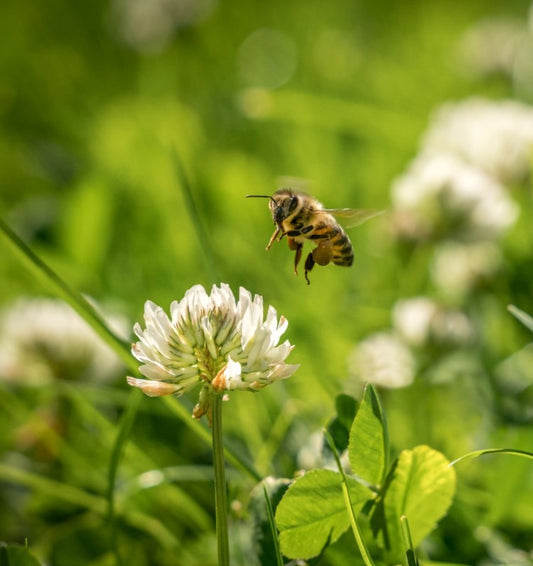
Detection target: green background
<box><xmin>1</xmin><ymin>0</ymin><xmax>532</xmax><ymax>564</ymax></box>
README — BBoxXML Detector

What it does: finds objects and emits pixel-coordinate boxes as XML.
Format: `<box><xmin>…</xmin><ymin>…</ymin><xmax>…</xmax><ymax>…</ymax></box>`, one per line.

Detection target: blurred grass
<box><xmin>1</xmin><ymin>0</ymin><xmax>533</xmax><ymax>564</ymax></box>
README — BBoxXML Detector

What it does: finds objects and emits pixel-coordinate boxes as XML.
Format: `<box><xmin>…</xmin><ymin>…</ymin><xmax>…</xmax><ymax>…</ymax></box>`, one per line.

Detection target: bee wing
<box><xmin>322</xmin><ymin>208</ymin><xmax>385</xmax><ymax>229</ymax></box>
<box><xmin>275</xmin><ymin>176</ymin><xmax>312</xmax><ymax>192</ymax></box>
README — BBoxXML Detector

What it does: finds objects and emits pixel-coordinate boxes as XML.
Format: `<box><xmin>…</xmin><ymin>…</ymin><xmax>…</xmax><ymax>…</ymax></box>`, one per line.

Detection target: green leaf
<box><xmin>380</xmin><ymin>445</ymin><xmax>456</xmax><ymax>558</ymax></box>
<box><xmin>0</xmin><ymin>543</ymin><xmax>43</xmax><ymax>566</ymax></box>
<box><xmin>348</xmin><ymin>384</ymin><xmax>389</xmax><ymax>486</ymax></box>
<box><xmin>324</xmin><ymin>395</ymin><xmax>358</xmax><ymax>457</ymax></box>
<box><xmin>335</xmin><ymin>394</ymin><xmax>358</xmax><ymax>430</ymax></box>
<box><xmin>508</xmin><ymin>304</ymin><xmax>533</xmax><ymax>333</ymax></box>
<box><xmin>276</xmin><ymin>469</ymin><xmax>373</xmax><ymax>560</ymax></box>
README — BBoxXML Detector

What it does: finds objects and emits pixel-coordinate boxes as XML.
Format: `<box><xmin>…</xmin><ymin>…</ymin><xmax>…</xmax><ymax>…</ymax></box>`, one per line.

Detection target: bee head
<box><xmin>246</xmin><ymin>190</ymin><xmax>300</xmax><ymax>225</ymax></box>
<box><xmin>270</xmin><ymin>190</ymin><xmax>300</xmax><ymax>224</ymax></box>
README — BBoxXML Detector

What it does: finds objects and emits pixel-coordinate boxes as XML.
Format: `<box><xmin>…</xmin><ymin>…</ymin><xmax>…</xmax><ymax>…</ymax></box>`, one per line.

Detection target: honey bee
<box><xmin>247</xmin><ymin>188</ymin><xmax>382</xmax><ymax>284</ymax></box>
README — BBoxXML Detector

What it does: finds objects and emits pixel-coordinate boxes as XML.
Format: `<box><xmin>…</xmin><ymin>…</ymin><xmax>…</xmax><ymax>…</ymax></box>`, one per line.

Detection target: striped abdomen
<box><xmin>308</xmin><ymin>220</ymin><xmax>354</xmax><ymax>266</ymax></box>
<box><xmin>329</xmin><ymin>225</ymin><xmax>354</xmax><ymax>266</ymax></box>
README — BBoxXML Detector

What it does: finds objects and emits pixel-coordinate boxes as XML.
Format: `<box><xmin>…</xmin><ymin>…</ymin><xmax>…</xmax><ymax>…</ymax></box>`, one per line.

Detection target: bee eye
<box><xmin>288</xmin><ymin>196</ymin><xmax>299</xmax><ymax>212</ymax></box>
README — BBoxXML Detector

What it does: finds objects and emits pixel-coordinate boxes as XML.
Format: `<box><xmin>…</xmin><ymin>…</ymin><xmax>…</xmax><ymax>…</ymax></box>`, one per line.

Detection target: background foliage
<box><xmin>1</xmin><ymin>0</ymin><xmax>533</xmax><ymax>564</ymax></box>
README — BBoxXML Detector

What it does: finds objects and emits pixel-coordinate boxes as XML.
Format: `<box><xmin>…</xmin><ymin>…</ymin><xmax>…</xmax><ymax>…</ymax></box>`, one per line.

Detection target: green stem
<box><xmin>449</xmin><ymin>447</ymin><xmax>533</xmax><ymax>467</ymax></box>
<box><xmin>163</xmin><ymin>396</ymin><xmax>261</xmax><ymax>482</ymax></box>
<box><xmin>400</xmin><ymin>515</ymin><xmax>419</xmax><ymax>566</ymax></box>
<box><xmin>212</xmin><ymin>394</ymin><xmax>230</xmax><ymax>566</ymax></box>
<box><xmin>324</xmin><ymin>429</ymin><xmax>375</xmax><ymax>566</ymax></box>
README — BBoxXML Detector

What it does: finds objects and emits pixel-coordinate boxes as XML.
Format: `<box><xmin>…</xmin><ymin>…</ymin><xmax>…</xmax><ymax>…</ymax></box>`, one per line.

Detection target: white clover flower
<box><xmin>391</xmin><ymin>152</ymin><xmax>518</xmax><ymax>241</ymax></box>
<box><xmin>111</xmin><ymin>0</ymin><xmax>215</xmax><ymax>52</ymax></box>
<box><xmin>127</xmin><ymin>283</ymin><xmax>299</xmax><ymax>418</ymax></box>
<box><xmin>348</xmin><ymin>332</ymin><xmax>415</xmax><ymax>389</ymax></box>
<box><xmin>422</xmin><ymin>97</ymin><xmax>533</xmax><ymax>182</ymax></box>
<box><xmin>458</xmin><ymin>18</ymin><xmax>525</xmax><ymax>78</ymax></box>
<box><xmin>0</xmin><ymin>297</ymin><xmax>125</xmax><ymax>384</ymax></box>
<box><xmin>431</xmin><ymin>240</ymin><xmax>503</xmax><ymax>300</ymax></box>
<box><xmin>393</xmin><ymin>297</ymin><xmax>438</xmax><ymax>347</ymax></box>
<box><xmin>393</xmin><ymin>296</ymin><xmax>474</xmax><ymax>348</ymax></box>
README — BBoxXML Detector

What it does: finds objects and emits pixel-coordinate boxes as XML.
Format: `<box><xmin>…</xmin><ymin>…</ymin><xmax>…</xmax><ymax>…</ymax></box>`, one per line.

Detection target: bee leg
<box><xmin>304</xmin><ymin>253</ymin><xmax>315</xmax><ymax>285</ymax></box>
<box><xmin>288</xmin><ymin>238</ymin><xmax>302</xmax><ymax>275</ymax></box>
<box><xmin>266</xmin><ymin>228</ymin><xmax>281</xmax><ymax>250</ymax></box>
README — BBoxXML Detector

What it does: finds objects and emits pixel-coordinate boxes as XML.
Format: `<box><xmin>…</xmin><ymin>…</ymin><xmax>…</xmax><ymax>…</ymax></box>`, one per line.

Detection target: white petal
<box><xmin>224</xmin><ymin>357</ymin><xmax>244</xmax><ymax>390</ymax></box>
<box><xmin>138</xmin><ymin>363</ymin><xmax>174</xmax><ymax>380</ymax></box>
<box><xmin>200</xmin><ymin>316</ymin><xmax>218</xmax><ymax>359</ymax></box>
<box><xmin>269</xmin><ymin>363</ymin><xmax>300</xmax><ymax>380</ymax></box>
<box><xmin>237</xmin><ymin>287</ymin><xmax>253</xmax><ymax>319</ymax></box>
<box><xmin>126</xmin><ymin>376</ymin><xmax>183</xmax><ymax>397</ymax></box>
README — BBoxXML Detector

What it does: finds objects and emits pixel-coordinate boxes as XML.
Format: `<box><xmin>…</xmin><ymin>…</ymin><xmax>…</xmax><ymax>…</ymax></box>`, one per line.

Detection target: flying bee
<box><xmin>247</xmin><ymin>188</ymin><xmax>383</xmax><ymax>284</ymax></box>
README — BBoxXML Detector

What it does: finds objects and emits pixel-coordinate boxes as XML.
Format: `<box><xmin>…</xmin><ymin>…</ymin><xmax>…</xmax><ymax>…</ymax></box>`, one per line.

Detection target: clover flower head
<box><xmin>127</xmin><ymin>283</ymin><xmax>299</xmax><ymax>418</ymax></box>
<box><xmin>391</xmin><ymin>152</ymin><xmax>518</xmax><ymax>241</ymax></box>
<box><xmin>393</xmin><ymin>296</ymin><xmax>474</xmax><ymax>347</ymax></box>
<box><xmin>422</xmin><ymin>97</ymin><xmax>533</xmax><ymax>182</ymax></box>
<box><xmin>349</xmin><ymin>332</ymin><xmax>415</xmax><ymax>390</ymax></box>
<box><xmin>0</xmin><ymin>297</ymin><xmax>125</xmax><ymax>384</ymax></box>
<box><xmin>459</xmin><ymin>18</ymin><xmax>524</xmax><ymax>78</ymax></box>
<box><xmin>430</xmin><ymin>240</ymin><xmax>503</xmax><ymax>300</ymax></box>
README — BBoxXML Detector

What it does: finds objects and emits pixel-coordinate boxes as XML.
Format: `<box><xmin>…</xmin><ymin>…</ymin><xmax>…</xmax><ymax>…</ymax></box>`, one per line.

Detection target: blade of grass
<box><xmin>108</xmin><ymin>388</ymin><xmax>143</xmax><ymax>565</ymax></box>
<box><xmin>1</xmin><ymin>216</ymin><xmax>144</xmax><ymax>562</ymax></box>
<box><xmin>450</xmin><ymin>448</ymin><xmax>533</xmax><ymax>467</ymax></box>
<box><xmin>0</xmin><ymin>216</ymin><xmax>133</xmax><ymax>370</ymax></box>
<box><xmin>171</xmin><ymin>148</ymin><xmax>220</xmax><ymax>283</ymax></box>
<box><xmin>58</xmin><ymin>382</ymin><xmax>213</xmax><ymax>530</ymax></box>
<box><xmin>262</xmin><ymin>481</ymin><xmax>284</xmax><ymax>566</ymax></box>
<box><xmin>508</xmin><ymin>304</ymin><xmax>533</xmax><ymax>333</ymax></box>
<box><xmin>0</xmin><ymin>463</ymin><xmax>178</xmax><ymax>549</ymax></box>
<box><xmin>400</xmin><ymin>515</ymin><xmax>420</xmax><ymax>566</ymax></box>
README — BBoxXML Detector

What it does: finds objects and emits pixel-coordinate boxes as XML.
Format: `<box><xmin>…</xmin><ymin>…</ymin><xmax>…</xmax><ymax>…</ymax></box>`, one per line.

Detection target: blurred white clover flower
<box><xmin>111</xmin><ymin>0</ymin><xmax>216</xmax><ymax>52</ymax></box>
<box><xmin>393</xmin><ymin>297</ymin><xmax>438</xmax><ymax>347</ymax></box>
<box><xmin>458</xmin><ymin>18</ymin><xmax>525</xmax><ymax>78</ymax></box>
<box><xmin>127</xmin><ymin>283</ymin><xmax>299</xmax><ymax>418</ymax></box>
<box><xmin>348</xmin><ymin>332</ymin><xmax>415</xmax><ymax>389</ymax></box>
<box><xmin>393</xmin><ymin>296</ymin><xmax>474</xmax><ymax>348</ymax></box>
<box><xmin>391</xmin><ymin>152</ymin><xmax>518</xmax><ymax>241</ymax></box>
<box><xmin>422</xmin><ymin>98</ymin><xmax>533</xmax><ymax>182</ymax></box>
<box><xmin>431</xmin><ymin>240</ymin><xmax>503</xmax><ymax>300</ymax></box>
<box><xmin>0</xmin><ymin>297</ymin><xmax>125</xmax><ymax>385</ymax></box>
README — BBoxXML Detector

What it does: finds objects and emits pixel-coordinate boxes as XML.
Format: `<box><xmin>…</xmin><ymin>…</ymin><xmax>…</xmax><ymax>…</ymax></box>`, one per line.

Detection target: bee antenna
<box><xmin>246</xmin><ymin>194</ymin><xmax>276</xmax><ymax>204</ymax></box>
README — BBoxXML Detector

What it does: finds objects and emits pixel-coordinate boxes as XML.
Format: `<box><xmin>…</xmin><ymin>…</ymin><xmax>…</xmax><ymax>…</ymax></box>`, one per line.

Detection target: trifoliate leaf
<box><xmin>276</xmin><ymin>469</ymin><xmax>373</xmax><ymax>560</ymax></box>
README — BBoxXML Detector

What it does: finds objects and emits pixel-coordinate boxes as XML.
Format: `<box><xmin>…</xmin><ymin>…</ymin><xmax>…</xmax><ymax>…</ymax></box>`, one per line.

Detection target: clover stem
<box><xmin>212</xmin><ymin>393</ymin><xmax>230</xmax><ymax>566</ymax></box>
